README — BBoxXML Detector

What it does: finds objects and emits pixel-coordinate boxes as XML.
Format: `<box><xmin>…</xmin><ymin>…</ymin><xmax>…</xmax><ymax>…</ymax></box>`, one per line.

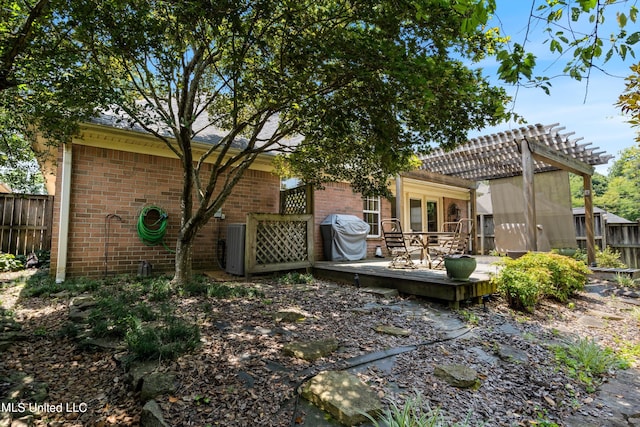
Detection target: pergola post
<box><xmin>521</xmin><ymin>139</ymin><xmax>537</xmax><ymax>251</ymax></box>
<box><xmin>583</xmin><ymin>174</ymin><xmax>596</xmax><ymax>265</ymax></box>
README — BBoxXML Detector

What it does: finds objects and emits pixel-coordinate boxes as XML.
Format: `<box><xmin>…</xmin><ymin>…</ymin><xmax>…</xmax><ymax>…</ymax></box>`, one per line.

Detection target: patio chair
<box><xmin>381</xmin><ymin>219</ymin><xmax>422</xmax><ymax>269</ymax></box>
<box><xmin>429</xmin><ymin>219</ymin><xmax>473</xmax><ymax>268</ymax></box>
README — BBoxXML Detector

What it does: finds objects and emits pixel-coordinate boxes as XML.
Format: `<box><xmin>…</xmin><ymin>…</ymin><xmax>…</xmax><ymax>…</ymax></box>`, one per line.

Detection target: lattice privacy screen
<box><xmin>246</xmin><ymin>213</ymin><xmax>314</xmax><ymax>274</ymax></box>
<box><xmin>280</xmin><ymin>184</ymin><xmax>312</xmax><ymax>215</ymax></box>
<box><xmin>255</xmin><ymin>219</ymin><xmax>308</xmax><ymax>264</ymax></box>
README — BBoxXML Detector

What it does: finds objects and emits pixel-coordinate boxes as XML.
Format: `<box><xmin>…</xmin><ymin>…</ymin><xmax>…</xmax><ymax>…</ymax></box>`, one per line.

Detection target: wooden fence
<box><xmin>245</xmin><ymin>213</ymin><xmax>314</xmax><ymax>275</ymax></box>
<box><xmin>478</xmin><ymin>212</ymin><xmax>640</xmax><ymax>268</ymax></box>
<box><xmin>602</xmin><ymin>223</ymin><xmax>640</xmax><ymax>269</ymax></box>
<box><xmin>0</xmin><ymin>194</ymin><xmax>54</xmax><ymax>256</ymax></box>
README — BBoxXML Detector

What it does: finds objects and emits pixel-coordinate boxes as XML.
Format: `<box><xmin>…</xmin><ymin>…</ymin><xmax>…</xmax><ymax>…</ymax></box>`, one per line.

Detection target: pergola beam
<box><xmin>524</xmin><ymin>137</ymin><xmax>595</xmax><ymax>176</ymax></box>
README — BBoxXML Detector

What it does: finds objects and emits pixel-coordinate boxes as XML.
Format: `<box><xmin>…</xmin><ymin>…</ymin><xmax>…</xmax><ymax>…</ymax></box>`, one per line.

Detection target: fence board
<box><xmin>606</xmin><ymin>223</ymin><xmax>640</xmax><ymax>268</ymax></box>
<box><xmin>0</xmin><ymin>194</ymin><xmax>53</xmax><ymax>256</ymax></box>
<box><xmin>478</xmin><ymin>212</ymin><xmax>639</xmax><ymax>268</ymax></box>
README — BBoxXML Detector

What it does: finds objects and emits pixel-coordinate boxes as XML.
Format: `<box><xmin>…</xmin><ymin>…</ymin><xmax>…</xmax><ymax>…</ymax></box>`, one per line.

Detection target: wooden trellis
<box><xmin>279</xmin><ymin>184</ymin><xmax>313</xmax><ymax>215</ymax></box>
<box><xmin>245</xmin><ymin>213</ymin><xmax>314</xmax><ymax>275</ymax></box>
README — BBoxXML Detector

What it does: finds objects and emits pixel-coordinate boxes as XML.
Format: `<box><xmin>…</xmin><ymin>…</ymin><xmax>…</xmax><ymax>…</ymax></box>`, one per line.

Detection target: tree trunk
<box><xmin>173</xmin><ymin>235</ymin><xmax>194</xmax><ymax>287</ymax></box>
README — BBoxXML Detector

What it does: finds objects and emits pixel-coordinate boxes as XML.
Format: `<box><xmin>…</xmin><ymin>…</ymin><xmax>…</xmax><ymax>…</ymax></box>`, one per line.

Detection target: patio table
<box><xmin>403</xmin><ymin>231</ymin><xmax>456</xmax><ymax>268</ymax></box>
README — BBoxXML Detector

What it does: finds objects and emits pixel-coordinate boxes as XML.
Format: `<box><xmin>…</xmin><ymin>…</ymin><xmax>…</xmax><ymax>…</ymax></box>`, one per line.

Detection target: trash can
<box><xmin>320</xmin><ymin>214</ymin><xmax>370</xmax><ymax>261</ymax></box>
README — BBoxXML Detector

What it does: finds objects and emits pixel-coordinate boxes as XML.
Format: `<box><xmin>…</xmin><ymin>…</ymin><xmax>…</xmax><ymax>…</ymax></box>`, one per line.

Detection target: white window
<box><xmin>363</xmin><ymin>196</ymin><xmax>381</xmax><ymax>237</ymax></box>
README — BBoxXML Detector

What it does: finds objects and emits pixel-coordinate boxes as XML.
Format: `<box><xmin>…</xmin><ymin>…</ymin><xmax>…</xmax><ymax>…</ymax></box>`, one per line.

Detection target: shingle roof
<box><xmin>420</xmin><ymin>123</ymin><xmax>613</xmax><ymax>181</ymax></box>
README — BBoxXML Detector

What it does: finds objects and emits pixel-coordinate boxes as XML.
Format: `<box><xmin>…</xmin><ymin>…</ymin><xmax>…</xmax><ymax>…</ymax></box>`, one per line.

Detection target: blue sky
<box><xmin>468</xmin><ymin>0</ymin><xmax>638</xmax><ymax>175</ymax></box>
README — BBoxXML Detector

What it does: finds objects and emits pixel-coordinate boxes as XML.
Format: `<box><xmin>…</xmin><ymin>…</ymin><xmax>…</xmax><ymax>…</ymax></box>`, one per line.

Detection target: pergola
<box><xmin>419</xmin><ymin>123</ymin><xmax>613</xmax><ymax>265</ymax></box>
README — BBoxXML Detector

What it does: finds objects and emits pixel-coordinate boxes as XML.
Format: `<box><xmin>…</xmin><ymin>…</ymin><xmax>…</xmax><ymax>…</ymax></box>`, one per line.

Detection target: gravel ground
<box><xmin>1</xmin><ymin>269</ymin><xmax>638</xmax><ymax>426</ymax></box>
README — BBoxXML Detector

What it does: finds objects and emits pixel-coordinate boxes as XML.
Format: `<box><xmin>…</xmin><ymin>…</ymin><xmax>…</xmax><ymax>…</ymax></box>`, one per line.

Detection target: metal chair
<box><xmin>429</xmin><ymin>219</ymin><xmax>473</xmax><ymax>268</ymax></box>
<box><xmin>381</xmin><ymin>219</ymin><xmax>422</xmax><ymax>269</ymax></box>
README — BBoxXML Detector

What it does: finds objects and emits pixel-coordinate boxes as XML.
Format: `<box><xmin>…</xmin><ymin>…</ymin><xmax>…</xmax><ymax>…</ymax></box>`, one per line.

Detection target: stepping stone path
<box><xmin>282</xmin><ymin>337</ymin><xmax>339</xmax><ymax>361</ymax></box>
<box><xmin>433</xmin><ymin>364</ymin><xmax>479</xmax><ymax>388</ymax></box>
<box><xmin>299</xmin><ymin>371</ymin><xmax>383</xmax><ymax>426</ymax></box>
<box><xmin>274</xmin><ymin>308</ymin><xmax>312</xmax><ymax>323</ymax></box>
<box><xmin>374</xmin><ymin>324</ymin><xmax>411</xmax><ymax>337</ymax></box>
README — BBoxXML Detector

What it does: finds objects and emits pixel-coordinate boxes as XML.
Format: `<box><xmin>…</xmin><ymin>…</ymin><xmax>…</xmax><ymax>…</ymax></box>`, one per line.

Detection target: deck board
<box><xmin>313</xmin><ymin>256</ymin><xmax>500</xmax><ymax>308</ymax></box>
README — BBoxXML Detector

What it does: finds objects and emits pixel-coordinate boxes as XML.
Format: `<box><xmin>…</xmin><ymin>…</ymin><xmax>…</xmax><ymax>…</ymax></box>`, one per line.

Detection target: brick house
<box><xmin>39</xmin><ymin>120</ymin><xmax>475</xmax><ymax>280</ymax></box>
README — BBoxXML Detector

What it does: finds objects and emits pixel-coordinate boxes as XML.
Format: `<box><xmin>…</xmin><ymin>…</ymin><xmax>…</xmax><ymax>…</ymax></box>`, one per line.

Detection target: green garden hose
<box><xmin>137</xmin><ymin>205</ymin><xmax>175</xmax><ymax>253</ymax></box>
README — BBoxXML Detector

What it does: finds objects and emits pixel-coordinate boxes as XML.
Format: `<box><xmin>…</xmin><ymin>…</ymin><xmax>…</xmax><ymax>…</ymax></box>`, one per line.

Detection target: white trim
<box><xmin>363</xmin><ymin>196</ymin><xmax>381</xmax><ymax>238</ymax></box>
<box><xmin>55</xmin><ymin>143</ymin><xmax>72</xmax><ymax>283</ymax></box>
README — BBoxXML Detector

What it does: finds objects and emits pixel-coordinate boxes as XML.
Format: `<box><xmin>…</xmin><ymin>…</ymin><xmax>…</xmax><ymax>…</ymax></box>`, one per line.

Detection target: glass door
<box><xmin>409</xmin><ymin>198</ymin><xmax>423</xmax><ymax>231</ymax></box>
<box><xmin>409</xmin><ymin>198</ymin><xmax>438</xmax><ymax>232</ymax></box>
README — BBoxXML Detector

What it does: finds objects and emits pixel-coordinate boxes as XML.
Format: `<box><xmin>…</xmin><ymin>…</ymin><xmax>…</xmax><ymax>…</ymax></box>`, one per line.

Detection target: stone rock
<box><xmin>496</xmin><ymin>344</ymin><xmax>529</xmax><ymax>364</ymax></box>
<box><xmin>361</xmin><ymin>287</ymin><xmax>399</xmax><ymax>298</ymax></box>
<box><xmin>434</xmin><ymin>364</ymin><xmax>479</xmax><ymax>388</ymax></box>
<box><xmin>577</xmin><ymin>315</ymin><xmax>606</xmax><ymax>329</ymax></box>
<box><xmin>140</xmin><ymin>372</ymin><xmax>177</xmax><ymax>403</ymax></box>
<box><xmin>274</xmin><ymin>308</ymin><xmax>311</xmax><ymax>323</ymax></box>
<box><xmin>77</xmin><ymin>337</ymin><xmax>125</xmax><ymax>352</ymax></box>
<box><xmin>282</xmin><ymin>338</ymin><xmax>339</xmax><ymax>361</ymax></box>
<box><xmin>374</xmin><ymin>324</ymin><xmax>411</xmax><ymax>337</ymax></box>
<box><xmin>470</xmin><ymin>346</ymin><xmax>499</xmax><ymax>366</ymax></box>
<box><xmin>587</xmin><ymin>309</ymin><xmax>625</xmax><ymax>321</ymax></box>
<box><xmin>3</xmin><ymin>373</ymin><xmax>48</xmax><ymax>403</ymax></box>
<box><xmin>140</xmin><ymin>400</ymin><xmax>170</xmax><ymax>427</ymax></box>
<box><xmin>69</xmin><ymin>296</ymin><xmax>97</xmax><ymax>310</ymax></box>
<box><xmin>10</xmin><ymin>415</ymin><xmax>34</xmax><ymax>427</ymax></box>
<box><xmin>0</xmin><ymin>332</ymin><xmax>29</xmax><ymax>343</ymax></box>
<box><xmin>299</xmin><ymin>371</ymin><xmax>382</xmax><ymax>426</ymax></box>
<box><xmin>127</xmin><ymin>361</ymin><xmax>160</xmax><ymax>390</ymax></box>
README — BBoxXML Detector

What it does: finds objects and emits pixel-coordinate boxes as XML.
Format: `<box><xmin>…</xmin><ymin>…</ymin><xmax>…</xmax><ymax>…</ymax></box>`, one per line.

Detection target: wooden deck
<box><xmin>312</xmin><ymin>256</ymin><xmax>501</xmax><ymax>308</ymax></box>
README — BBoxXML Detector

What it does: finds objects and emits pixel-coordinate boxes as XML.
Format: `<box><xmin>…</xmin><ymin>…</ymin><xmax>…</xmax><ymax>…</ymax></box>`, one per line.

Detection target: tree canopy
<box><xmin>3</xmin><ymin>0</ymin><xmax>640</xmax><ymax>282</ymax></box>
<box><xmin>64</xmin><ymin>0</ymin><xmax>514</xmax><ymax>283</ymax></box>
<box><xmin>570</xmin><ymin>146</ymin><xmax>640</xmax><ymax>221</ymax></box>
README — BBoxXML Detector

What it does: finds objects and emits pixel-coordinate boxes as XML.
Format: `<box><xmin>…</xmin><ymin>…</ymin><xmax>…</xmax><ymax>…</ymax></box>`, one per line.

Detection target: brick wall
<box><xmin>313</xmin><ymin>182</ymin><xmax>392</xmax><ymax>260</ymax></box>
<box><xmin>50</xmin><ymin>144</ymin><xmax>280</xmax><ymax>278</ymax></box>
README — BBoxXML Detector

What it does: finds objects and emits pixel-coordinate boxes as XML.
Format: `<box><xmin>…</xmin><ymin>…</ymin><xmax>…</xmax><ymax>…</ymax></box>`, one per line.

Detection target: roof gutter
<box><xmin>55</xmin><ymin>143</ymin><xmax>72</xmax><ymax>283</ymax></box>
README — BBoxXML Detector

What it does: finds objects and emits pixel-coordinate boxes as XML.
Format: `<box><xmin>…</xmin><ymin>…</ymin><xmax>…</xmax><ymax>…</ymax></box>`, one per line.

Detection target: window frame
<box><xmin>363</xmin><ymin>196</ymin><xmax>381</xmax><ymax>238</ymax></box>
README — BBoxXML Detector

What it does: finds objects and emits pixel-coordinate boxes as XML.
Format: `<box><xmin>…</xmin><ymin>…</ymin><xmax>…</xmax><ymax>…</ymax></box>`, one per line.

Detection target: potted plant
<box><xmin>444</xmin><ymin>254</ymin><xmax>476</xmax><ymax>281</ymax></box>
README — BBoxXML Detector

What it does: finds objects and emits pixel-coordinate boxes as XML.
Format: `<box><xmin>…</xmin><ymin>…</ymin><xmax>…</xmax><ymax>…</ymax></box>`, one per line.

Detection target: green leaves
<box><xmin>500</xmin><ymin>1</ymin><xmax>639</xmax><ymax>87</ymax></box>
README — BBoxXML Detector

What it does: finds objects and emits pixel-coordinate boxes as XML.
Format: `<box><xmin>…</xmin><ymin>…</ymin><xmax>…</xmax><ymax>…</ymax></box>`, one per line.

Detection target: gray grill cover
<box><xmin>320</xmin><ymin>214</ymin><xmax>370</xmax><ymax>261</ymax></box>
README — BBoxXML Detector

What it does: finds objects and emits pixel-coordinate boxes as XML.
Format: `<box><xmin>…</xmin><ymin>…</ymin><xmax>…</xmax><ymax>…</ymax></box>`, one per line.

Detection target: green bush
<box><xmin>363</xmin><ymin>392</ymin><xmax>472</xmax><ymax>427</ymax></box>
<box><xmin>0</xmin><ymin>253</ymin><xmax>23</xmax><ymax>272</ymax></box>
<box><xmin>492</xmin><ymin>264</ymin><xmax>550</xmax><ymax>312</ymax></box>
<box><xmin>276</xmin><ymin>271</ymin><xmax>314</xmax><ymax>285</ymax></box>
<box><xmin>553</xmin><ymin>337</ymin><xmax>628</xmax><ymax>392</ymax></box>
<box><xmin>23</xmin><ymin>274</ymin><xmax>101</xmax><ymax>297</ymax></box>
<box><xmin>493</xmin><ymin>252</ymin><xmax>590</xmax><ymax>311</ymax></box>
<box><xmin>596</xmin><ymin>246</ymin><xmax>627</xmax><ymax>268</ymax></box>
<box><xmin>126</xmin><ymin>315</ymin><xmax>200</xmax><ymax>361</ymax></box>
<box><xmin>182</xmin><ymin>275</ymin><xmax>263</xmax><ymax>299</ymax></box>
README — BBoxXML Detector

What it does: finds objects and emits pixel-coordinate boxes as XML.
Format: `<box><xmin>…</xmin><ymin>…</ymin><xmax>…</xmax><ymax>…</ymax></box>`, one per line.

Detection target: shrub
<box><xmin>596</xmin><ymin>246</ymin><xmax>627</xmax><ymax>268</ymax></box>
<box><xmin>492</xmin><ymin>263</ymin><xmax>550</xmax><ymax>312</ymax></box>
<box><xmin>182</xmin><ymin>275</ymin><xmax>263</xmax><ymax>298</ymax></box>
<box><xmin>24</xmin><ymin>274</ymin><xmax>101</xmax><ymax>297</ymax></box>
<box><xmin>363</xmin><ymin>392</ymin><xmax>472</xmax><ymax>427</ymax></box>
<box><xmin>0</xmin><ymin>253</ymin><xmax>23</xmax><ymax>272</ymax></box>
<box><xmin>493</xmin><ymin>252</ymin><xmax>590</xmax><ymax>311</ymax></box>
<box><xmin>126</xmin><ymin>315</ymin><xmax>200</xmax><ymax>361</ymax></box>
<box><xmin>553</xmin><ymin>337</ymin><xmax>628</xmax><ymax>392</ymax></box>
<box><xmin>277</xmin><ymin>271</ymin><xmax>314</xmax><ymax>285</ymax></box>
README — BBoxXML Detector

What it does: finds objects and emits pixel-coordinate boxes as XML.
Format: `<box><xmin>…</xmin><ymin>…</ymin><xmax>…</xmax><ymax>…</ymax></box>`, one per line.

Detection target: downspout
<box><xmin>55</xmin><ymin>143</ymin><xmax>72</xmax><ymax>283</ymax></box>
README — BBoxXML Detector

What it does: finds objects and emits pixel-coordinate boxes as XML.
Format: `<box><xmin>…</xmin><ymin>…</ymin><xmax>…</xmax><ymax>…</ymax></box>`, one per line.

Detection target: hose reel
<box><xmin>137</xmin><ymin>205</ymin><xmax>174</xmax><ymax>252</ymax></box>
